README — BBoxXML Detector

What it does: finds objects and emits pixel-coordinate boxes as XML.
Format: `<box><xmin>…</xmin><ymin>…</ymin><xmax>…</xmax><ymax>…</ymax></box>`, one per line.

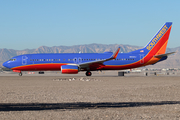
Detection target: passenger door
<box><xmin>22</xmin><ymin>56</ymin><xmax>28</xmax><ymax>65</ymax></box>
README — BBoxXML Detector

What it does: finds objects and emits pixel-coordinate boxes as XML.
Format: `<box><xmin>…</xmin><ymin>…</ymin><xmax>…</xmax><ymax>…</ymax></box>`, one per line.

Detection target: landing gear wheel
<box><xmin>145</xmin><ymin>72</ymin><xmax>148</xmax><ymax>76</ymax></box>
<box><xmin>86</xmin><ymin>71</ymin><xmax>92</xmax><ymax>76</ymax></box>
<box><xmin>19</xmin><ymin>72</ymin><xmax>22</xmax><ymax>76</ymax></box>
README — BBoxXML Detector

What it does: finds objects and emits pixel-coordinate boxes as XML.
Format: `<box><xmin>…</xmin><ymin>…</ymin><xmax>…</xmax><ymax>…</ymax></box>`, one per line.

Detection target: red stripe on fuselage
<box><xmin>12</xmin><ymin>63</ymin><xmax>67</xmax><ymax>71</ymax></box>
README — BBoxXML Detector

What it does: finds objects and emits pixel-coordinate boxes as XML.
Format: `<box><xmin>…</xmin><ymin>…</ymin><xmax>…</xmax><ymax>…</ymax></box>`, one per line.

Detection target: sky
<box><xmin>0</xmin><ymin>0</ymin><xmax>179</xmax><ymax>50</ymax></box>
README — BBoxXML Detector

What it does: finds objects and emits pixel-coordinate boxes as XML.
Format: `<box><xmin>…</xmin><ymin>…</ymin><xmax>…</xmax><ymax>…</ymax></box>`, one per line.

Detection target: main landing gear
<box><xmin>86</xmin><ymin>71</ymin><xmax>92</xmax><ymax>76</ymax></box>
<box><xmin>19</xmin><ymin>72</ymin><xmax>22</xmax><ymax>76</ymax></box>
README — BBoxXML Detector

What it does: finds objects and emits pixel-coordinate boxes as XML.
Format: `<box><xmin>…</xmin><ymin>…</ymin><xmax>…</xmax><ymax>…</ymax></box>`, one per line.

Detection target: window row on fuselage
<box><xmin>30</xmin><ymin>59</ymin><xmax>102</xmax><ymax>62</ymax></box>
<box><xmin>30</xmin><ymin>58</ymin><xmax>135</xmax><ymax>62</ymax></box>
<box><xmin>30</xmin><ymin>59</ymin><xmax>61</xmax><ymax>62</ymax></box>
<box><xmin>114</xmin><ymin>58</ymin><xmax>135</xmax><ymax>61</ymax></box>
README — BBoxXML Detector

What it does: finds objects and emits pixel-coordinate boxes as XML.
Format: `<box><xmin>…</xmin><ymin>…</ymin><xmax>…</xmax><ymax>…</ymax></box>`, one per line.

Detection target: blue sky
<box><xmin>0</xmin><ymin>0</ymin><xmax>179</xmax><ymax>50</ymax></box>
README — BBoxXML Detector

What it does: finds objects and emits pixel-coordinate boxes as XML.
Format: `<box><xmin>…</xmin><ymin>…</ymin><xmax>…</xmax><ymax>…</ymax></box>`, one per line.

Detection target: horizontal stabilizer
<box><xmin>154</xmin><ymin>52</ymin><xmax>175</xmax><ymax>58</ymax></box>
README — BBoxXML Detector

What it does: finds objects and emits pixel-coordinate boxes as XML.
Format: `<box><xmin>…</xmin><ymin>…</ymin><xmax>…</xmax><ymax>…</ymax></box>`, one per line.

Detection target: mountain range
<box><xmin>0</xmin><ymin>43</ymin><xmax>179</xmax><ymax>68</ymax></box>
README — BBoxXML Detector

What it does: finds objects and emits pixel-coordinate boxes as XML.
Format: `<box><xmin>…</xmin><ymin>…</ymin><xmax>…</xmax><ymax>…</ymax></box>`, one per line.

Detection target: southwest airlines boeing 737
<box><xmin>3</xmin><ymin>22</ymin><xmax>174</xmax><ymax>76</ymax></box>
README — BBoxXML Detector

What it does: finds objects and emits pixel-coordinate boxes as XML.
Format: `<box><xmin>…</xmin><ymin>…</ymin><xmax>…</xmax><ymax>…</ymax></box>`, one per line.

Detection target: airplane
<box><xmin>3</xmin><ymin>22</ymin><xmax>175</xmax><ymax>76</ymax></box>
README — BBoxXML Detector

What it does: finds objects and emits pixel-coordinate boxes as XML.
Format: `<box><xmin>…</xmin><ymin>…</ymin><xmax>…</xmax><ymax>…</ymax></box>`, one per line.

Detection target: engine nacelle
<box><xmin>61</xmin><ymin>65</ymin><xmax>79</xmax><ymax>74</ymax></box>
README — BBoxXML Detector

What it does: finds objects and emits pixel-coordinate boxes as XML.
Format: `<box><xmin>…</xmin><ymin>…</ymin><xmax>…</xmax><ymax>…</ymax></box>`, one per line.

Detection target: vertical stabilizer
<box><xmin>144</xmin><ymin>22</ymin><xmax>172</xmax><ymax>55</ymax></box>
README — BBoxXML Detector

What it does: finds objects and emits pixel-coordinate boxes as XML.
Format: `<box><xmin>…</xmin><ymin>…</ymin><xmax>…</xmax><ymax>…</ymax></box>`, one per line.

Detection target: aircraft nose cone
<box><xmin>2</xmin><ymin>61</ymin><xmax>9</xmax><ymax>68</ymax></box>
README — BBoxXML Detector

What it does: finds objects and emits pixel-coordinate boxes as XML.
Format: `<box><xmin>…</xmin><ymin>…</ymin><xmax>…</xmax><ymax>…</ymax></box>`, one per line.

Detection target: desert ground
<box><xmin>0</xmin><ymin>71</ymin><xmax>180</xmax><ymax>120</ymax></box>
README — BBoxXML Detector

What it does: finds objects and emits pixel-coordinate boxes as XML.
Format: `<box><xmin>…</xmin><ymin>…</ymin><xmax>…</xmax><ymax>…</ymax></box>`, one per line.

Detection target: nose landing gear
<box><xmin>12</xmin><ymin>70</ymin><xmax>22</xmax><ymax>76</ymax></box>
<box><xmin>86</xmin><ymin>71</ymin><xmax>92</xmax><ymax>76</ymax></box>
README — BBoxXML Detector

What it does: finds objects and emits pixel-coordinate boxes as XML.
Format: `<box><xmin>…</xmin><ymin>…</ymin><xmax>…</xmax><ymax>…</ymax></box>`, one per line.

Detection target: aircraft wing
<box><xmin>79</xmin><ymin>47</ymin><xmax>120</xmax><ymax>69</ymax></box>
<box><xmin>154</xmin><ymin>52</ymin><xmax>175</xmax><ymax>58</ymax></box>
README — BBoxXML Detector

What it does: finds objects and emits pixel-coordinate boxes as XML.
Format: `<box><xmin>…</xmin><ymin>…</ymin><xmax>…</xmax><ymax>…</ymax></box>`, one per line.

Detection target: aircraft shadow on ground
<box><xmin>0</xmin><ymin>101</ymin><xmax>180</xmax><ymax>111</ymax></box>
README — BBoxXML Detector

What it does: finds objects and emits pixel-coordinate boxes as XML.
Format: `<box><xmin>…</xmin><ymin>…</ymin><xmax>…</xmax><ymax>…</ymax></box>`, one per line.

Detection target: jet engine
<box><xmin>61</xmin><ymin>65</ymin><xmax>79</xmax><ymax>74</ymax></box>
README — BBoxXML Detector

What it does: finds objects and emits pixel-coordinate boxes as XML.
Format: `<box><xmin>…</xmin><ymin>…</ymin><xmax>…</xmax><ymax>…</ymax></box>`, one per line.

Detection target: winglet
<box><xmin>110</xmin><ymin>47</ymin><xmax>120</xmax><ymax>59</ymax></box>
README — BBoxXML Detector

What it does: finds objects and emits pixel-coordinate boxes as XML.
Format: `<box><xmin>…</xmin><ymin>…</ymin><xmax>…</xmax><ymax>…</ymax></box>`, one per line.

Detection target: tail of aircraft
<box><xmin>144</xmin><ymin>22</ymin><xmax>172</xmax><ymax>55</ymax></box>
<box><xmin>130</xmin><ymin>22</ymin><xmax>173</xmax><ymax>65</ymax></box>
<box><xmin>131</xmin><ymin>22</ymin><xmax>172</xmax><ymax>55</ymax></box>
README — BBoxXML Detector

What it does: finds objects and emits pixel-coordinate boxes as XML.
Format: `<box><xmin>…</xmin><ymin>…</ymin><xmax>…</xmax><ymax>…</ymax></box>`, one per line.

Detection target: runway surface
<box><xmin>0</xmin><ymin>73</ymin><xmax>180</xmax><ymax>119</ymax></box>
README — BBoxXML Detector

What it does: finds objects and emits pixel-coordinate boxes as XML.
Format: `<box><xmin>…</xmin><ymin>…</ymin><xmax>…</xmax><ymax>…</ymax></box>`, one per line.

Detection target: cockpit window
<box><xmin>9</xmin><ymin>59</ymin><xmax>16</xmax><ymax>61</ymax></box>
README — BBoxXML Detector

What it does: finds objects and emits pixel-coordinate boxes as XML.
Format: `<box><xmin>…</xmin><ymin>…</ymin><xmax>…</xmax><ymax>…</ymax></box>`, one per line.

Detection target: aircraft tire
<box><xmin>19</xmin><ymin>72</ymin><xmax>22</xmax><ymax>76</ymax></box>
<box><xmin>86</xmin><ymin>71</ymin><xmax>92</xmax><ymax>76</ymax></box>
